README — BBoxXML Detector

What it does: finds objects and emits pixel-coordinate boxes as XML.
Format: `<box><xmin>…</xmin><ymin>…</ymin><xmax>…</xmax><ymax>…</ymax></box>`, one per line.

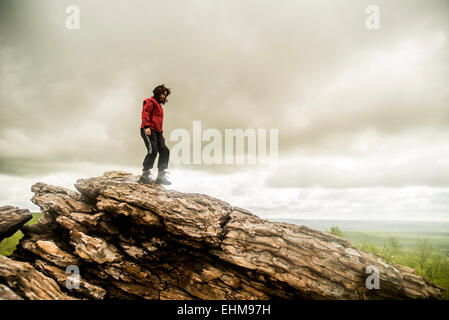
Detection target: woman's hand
<box><xmin>145</xmin><ymin>128</ymin><xmax>151</xmax><ymax>136</ymax></box>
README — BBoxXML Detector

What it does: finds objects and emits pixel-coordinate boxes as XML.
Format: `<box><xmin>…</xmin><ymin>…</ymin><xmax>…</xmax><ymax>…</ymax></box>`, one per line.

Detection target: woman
<box><xmin>139</xmin><ymin>84</ymin><xmax>171</xmax><ymax>185</ymax></box>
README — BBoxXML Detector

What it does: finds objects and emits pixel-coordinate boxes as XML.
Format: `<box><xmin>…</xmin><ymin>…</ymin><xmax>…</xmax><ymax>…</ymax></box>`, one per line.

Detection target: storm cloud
<box><xmin>1</xmin><ymin>0</ymin><xmax>449</xmax><ymax>220</ymax></box>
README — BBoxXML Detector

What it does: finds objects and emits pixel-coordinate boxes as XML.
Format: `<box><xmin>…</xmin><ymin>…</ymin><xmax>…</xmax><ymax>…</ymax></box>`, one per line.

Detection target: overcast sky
<box><xmin>1</xmin><ymin>0</ymin><xmax>449</xmax><ymax>221</ymax></box>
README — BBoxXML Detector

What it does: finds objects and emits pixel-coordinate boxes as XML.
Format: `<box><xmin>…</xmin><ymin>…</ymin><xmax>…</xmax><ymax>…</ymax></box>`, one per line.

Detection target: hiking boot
<box><xmin>138</xmin><ymin>170</ymin><xmax>153</xmax><ymax>184</ymax></box>
<box><xmin>156</xmin><ymin>170</ymin><xmax>171</xmax><ymax>185</ymax></box>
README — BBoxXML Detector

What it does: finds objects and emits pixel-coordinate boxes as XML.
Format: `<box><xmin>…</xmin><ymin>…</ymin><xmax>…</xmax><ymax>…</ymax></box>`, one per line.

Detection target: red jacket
<box><xmin>140</xmin><ymin>97</ymin><xmax>164</xmax><ymax>133</ymax></box>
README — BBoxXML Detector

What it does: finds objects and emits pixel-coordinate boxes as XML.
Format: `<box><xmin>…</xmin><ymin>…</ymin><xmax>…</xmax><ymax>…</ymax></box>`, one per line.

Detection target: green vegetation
<box><xmin>328</xmin><ymin>225</ymin><xmax>345</xmax><ymax>238</ymax></box>
<box><xmin>0</xmin><ymin>212</ymin><xmax>42</xmax><ymax>256</ymax></box>
<box><xmin>331</xmin><ymin>226</ymin><xmax>449</xmax><ymax>299</ymax></box>
<box><xmin>344</xmin><ymin>230</ymin><xmax>449</xmax><ymax>256</ymax></box>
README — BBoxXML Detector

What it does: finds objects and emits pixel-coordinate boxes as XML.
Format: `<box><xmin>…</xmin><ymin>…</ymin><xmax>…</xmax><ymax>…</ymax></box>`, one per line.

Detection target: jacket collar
<box><xmin>150</xmin><ymin>96</ymin><xmax>162</xmax><ymax>107</ymax></box>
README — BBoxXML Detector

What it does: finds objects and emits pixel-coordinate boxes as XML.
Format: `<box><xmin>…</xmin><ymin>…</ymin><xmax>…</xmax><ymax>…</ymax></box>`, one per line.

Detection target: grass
<box><xmin>344</xmin><ymin>230</ymin><xmax>449</xmax><ymax>255</ymax></box>
<box><xmin>0</xmin><ymin>212</ymin><xmax>42</xmax><ymax>256</ymax></box>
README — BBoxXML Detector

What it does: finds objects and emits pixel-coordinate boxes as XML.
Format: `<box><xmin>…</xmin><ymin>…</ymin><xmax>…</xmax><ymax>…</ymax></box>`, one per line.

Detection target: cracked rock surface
<box><xmin>0</xmin><ymin>205</ymin><xmax>32</xmax><ymax>242</ymax></box>
<box><xmin>0</xmin><ymin>171</ymin><xmax>444</xmax><ymax>300</ymax></box>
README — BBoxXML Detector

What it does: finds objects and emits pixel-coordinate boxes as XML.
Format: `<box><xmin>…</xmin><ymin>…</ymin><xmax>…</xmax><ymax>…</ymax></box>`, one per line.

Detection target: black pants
<box><xmin>140</xmin><ymin>127</ymin><xmax>170</xmax><ymax>172</ymax></box>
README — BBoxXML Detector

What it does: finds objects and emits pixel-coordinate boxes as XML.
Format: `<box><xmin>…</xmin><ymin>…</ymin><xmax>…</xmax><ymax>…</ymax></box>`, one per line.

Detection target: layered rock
<box><xmin>0</xmin><ymin>171</ymin><xmax>444</xmax><ymax>300</ymax></box>
<box><xmin>0</xmin><ymin>205</ymin><xmax>32</xmax><ymax>241</ymax></box>
<box><xmin>0</xmin><ymin>255</ymin><xmax>74</xmax><ymax>300</ymax></box>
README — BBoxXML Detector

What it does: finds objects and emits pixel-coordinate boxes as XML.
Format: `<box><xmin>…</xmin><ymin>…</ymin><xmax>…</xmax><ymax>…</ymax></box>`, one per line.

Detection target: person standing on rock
<box><xmin>139</xmin><ymin>84</ymin><xmax>171</xmax><ymax>185</ymax></box>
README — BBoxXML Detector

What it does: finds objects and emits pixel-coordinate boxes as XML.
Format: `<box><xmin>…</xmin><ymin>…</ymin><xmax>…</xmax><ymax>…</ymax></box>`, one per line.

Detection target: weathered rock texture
<box><xmin>0</xmin><ymin>171</ymin><xmax>444</xmax><ymax>300</ymax></box>
<box><xmin>0</xmin><ymin>205</ymin><xmax>32</xmax><ymax>242</ymax></box>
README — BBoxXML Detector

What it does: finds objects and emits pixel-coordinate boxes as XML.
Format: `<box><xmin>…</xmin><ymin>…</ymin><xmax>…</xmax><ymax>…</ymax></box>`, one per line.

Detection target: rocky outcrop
<box><xmin>0</xmin><ymin>171</ymin><xmax>444</xmax><ymax>300</ymax></box>
<box><xmin>0</xmin><ymin>205</ymin><xmax>32</xmax><ymax>241</ymax></box>
<box><xmin>0</xmin><ymin>255</ymin><xmax>74</xmax><ymax>300</ymax></box>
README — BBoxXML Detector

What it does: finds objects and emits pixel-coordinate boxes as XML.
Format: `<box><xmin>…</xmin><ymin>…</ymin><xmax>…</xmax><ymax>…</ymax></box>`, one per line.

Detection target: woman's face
<box><xmin>159</xmin><ymin>91</ymin><xmax>167</xmax><ymax>104</ymax></box>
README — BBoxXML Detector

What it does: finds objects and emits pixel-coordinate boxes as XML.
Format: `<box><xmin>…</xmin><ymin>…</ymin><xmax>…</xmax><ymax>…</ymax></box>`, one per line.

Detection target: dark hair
<box><xmin>153</xmin><ymin>84</ymin><xmax>171</xmax><ymax>104</ymax></box>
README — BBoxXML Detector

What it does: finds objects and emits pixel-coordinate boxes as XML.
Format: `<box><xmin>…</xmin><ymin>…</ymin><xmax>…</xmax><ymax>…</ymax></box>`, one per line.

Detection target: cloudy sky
<box><xmin>1</xmin><ymin>0</ymin><xmax>449</xmax><ymax>221</ymax></box>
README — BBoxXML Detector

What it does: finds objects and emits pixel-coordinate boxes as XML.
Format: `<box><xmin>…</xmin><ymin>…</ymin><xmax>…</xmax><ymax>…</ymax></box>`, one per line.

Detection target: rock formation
<box><xmin>0</xmin><ymin>205</ymin><xmax>32</xmax><ymax>242</ymax></box>
<box><xmin>0</xmin><ymin>171</ymin><xmax>444</xmax><ymax>300</ymax></box>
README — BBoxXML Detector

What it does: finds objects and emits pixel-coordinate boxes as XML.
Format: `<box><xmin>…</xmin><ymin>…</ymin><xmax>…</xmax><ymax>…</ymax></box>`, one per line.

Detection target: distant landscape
<box><xmin>277</xmin><ymin>219</ymin><xmax>449</xmax><ymax>254</ymax></box>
